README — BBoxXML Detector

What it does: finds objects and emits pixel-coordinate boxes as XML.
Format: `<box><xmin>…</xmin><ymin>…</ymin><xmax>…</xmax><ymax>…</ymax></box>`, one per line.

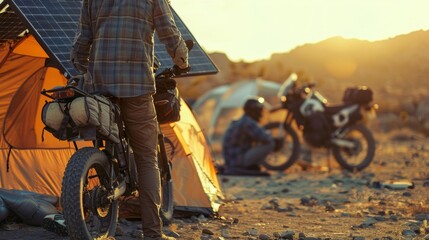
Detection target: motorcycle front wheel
<box><xmin>61</xmin><ymin>147</ymin><xmax>119</xmax><ymax>240</ymax></box>
<box><xmin>332</xmin><ymin>124</ymin><xmax>375</xmax><ymax>171</ymax></box>
<box><xmin>263</xmin><ymin>122</ymin><xmax>301</xmax><ymax>171</ymax></box>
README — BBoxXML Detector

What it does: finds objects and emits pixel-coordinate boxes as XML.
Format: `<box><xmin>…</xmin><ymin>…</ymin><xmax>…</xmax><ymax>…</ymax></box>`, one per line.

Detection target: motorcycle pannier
<box><xmin>303</xmin><ymin>111</ymin><xmax>330</xmax><ymax>148</ymax></box>
<box><xmin>69</xmin><ymin>96</ymin><xmax>120</xmax><ymax>143</ymax></box>
<box><xmin>41</xmin><ymin>101</ymin><xmax>76</xmax><ymax>140</ymax></box>
<box><xmin>342</xmin><ymin>86</ymin><xmax>373</xmax><ymax>105</ymax></box>
<box><xmin>41</xmin><ymin>95</ymin><xmax>120</xmax><ymax>143</ymax></box>
<box><xmin>154</xmin><ymin>78</ymin><xmax>181</xmax><ymax>124</ymax></box>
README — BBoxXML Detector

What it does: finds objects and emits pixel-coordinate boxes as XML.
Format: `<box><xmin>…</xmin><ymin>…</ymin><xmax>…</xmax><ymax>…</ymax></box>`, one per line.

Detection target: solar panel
<box><xmin>5</xmin><ymin>0</ymin><xmax>218</xmax><ymax>78</ymax></box>
<box><xmin>0</xmin><ymin>4</ymin><xmax>27</xmax><ymax>45</ymax></box>
<box><xmin>155</xmin><ymin>8</ymin><xmax>219</xmax><ymax>77</ymax></box>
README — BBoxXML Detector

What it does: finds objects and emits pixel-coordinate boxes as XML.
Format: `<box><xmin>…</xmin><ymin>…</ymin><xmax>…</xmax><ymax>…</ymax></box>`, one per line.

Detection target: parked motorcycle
<box><xmin>40</xmin><ymin>41</ymin><xmax>193</xmax><ymax>239</ymax></box>
<box><xmin>263</xmin><ymin>73</ymin><xmax>378</xmax><ymax>172</ymax></box>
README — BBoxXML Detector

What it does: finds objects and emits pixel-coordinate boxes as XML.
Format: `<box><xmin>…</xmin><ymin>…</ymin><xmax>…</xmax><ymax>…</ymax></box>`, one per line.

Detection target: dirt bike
<box><xmin>40</xmin><ymin>41</ymin><xmax>193</xmax><ymax>239</ymax></box>
<box><xmin>263</xmin><ymin>74</ymin><xmax>378</xmax><ymax>172</ymax></box>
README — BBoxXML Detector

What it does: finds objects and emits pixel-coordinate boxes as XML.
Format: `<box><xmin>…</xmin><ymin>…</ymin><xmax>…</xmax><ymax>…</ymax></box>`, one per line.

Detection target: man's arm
<box><xmin>246</xmin><ymin>119</ymin><xmax>274</xmax><ymax>144</ymax></box>
<box><xmin>70</xmin><ymin>0</ymin><xmax>92</xmax><ymax>73</ymax></box>
<box><xmin>153</xmin><ymin>0</ymin><xmax>188</xmax><ymax>69</ymax></box>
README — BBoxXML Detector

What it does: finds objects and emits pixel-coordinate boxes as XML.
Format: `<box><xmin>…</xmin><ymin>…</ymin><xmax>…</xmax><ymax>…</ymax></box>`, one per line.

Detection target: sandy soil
<box><xmin>1</xmin><ymin>129</ymin><xmax>429</xmax><ymax>240</ymax></box>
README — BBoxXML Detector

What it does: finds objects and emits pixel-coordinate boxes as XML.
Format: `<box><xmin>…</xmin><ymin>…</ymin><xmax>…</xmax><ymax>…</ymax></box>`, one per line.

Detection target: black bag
<box><xmin>342</xmin><ymin>86</ymin><xmax>373</xmax><ymax>105</ymax></box>
<box><xmin>303</xmin><ymin>112</ymin><xmax>330</xmax><ymax>147</ymax></box>
<box><xmin>154</xmin><ymin>78</ymin><xmax>181</xmax><ymax>124</ymax></box>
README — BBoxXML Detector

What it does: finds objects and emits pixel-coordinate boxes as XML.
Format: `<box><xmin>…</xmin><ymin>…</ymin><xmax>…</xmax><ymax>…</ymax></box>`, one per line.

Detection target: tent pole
<box><xmin>6</xmin><ymin>146</ymin><xmax>12</xmax><ymax>172</ymax></box>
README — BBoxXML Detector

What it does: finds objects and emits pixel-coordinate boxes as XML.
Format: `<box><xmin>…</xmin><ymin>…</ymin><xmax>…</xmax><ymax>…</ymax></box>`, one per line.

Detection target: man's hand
<box><xmin>173</xmin><ymin>40</ymin><xmax>189</xmax><ymax>69</ymax></box>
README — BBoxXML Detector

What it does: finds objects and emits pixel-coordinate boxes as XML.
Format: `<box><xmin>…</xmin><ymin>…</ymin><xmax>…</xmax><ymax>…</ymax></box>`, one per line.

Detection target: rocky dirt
<box><xmin>1</xmin><ymin>129</ymin><xmax>429</xmax><ymax>240</ymax></box>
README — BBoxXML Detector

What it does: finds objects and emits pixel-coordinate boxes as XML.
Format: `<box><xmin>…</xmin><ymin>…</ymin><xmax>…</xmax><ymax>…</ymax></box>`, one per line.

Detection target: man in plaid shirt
<box><xmin>71</xmin><ymin>0</ymin><xmax>188</xmax><ymax>239</ymax></box>
<box><xmin>222</xmin><ymin>97</ymin><xmax>277</xmax><ymax>175</ymax></box>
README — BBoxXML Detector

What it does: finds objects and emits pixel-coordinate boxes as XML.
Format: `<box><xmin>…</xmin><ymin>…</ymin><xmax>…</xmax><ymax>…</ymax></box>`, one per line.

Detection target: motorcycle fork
<box><xmin>101</xmin><ymin>140</ymin><xmax>128</xmax><ymax>202</ymax></box>
<box><xmin>157</xmin><ymin>125</ymin><xmax>172</xmax><ymax>182</ymax></box>
<box><xmin>282</xmin><ymin>111</ymin><xmax>295</xmax><ymax>129</ymax></box>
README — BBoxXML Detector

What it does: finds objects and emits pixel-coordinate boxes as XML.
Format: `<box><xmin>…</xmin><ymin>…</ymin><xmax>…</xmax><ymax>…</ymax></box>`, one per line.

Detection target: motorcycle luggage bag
<box><xmin>154</xmin><ymin>78</ymin><xmax>181</xmax><ymax>124</ymax></box>
<box><xmin>41</xmin><ymin>101</ymin><xmax>76</xmax><ymax>140</ymax></box>
<box><xmin>69</xmin><ymin>95</ymin><xmax>120</xmax><ymax>143</ymax></box>
<box><xmin>303</xmin><ymin>111</ymin><xmax>330</xmax><ymax>147</ymax></box>
<box><xmin>342</xmin><ymin>86</ymin><xmax>373</xmax><ymax>105</ymax></box>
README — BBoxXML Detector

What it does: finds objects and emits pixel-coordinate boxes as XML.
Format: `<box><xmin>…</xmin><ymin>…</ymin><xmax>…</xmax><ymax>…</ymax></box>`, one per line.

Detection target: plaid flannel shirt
<box><xmin>71</xmin><ymin>0</ymin><xmax>185</xmax><ymax>97</ymax></box>
<box><xmin>222</xmin><ymin>114</ymin><xmax>274</xmax><ymax>168</ymax></box>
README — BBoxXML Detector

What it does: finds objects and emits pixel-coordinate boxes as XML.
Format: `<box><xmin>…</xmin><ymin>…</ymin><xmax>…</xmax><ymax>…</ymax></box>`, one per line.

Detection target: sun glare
<box><xmin>172</xmin><ymin>0</ymin><xmax>429</xmax><ymax>62</ymax></box>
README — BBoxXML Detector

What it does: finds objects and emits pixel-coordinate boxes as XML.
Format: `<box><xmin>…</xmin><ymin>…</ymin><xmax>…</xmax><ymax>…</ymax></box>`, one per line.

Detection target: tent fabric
<box><xmin>0</xmin><ymin>35</ymin><xmax>223</xmax><ymax>216</ymax></box>
<box><xmin>193</xmin><ymin>79</ymin><xmax>281</xmax><ymax>142</ymax></box>
<box><xmin>165</xmin><ymin>101</ymin><xmax>222</xmax><ymax>213</ymax></box>
<box><xmin>192</xmin><ymin>79</ymin><xmax>282</xmax><ymax>159</ymax></box>
<box><xmin>0</xmin><ymin>149</ymin><xmax>74</xmax><ymax>196</ymax></box>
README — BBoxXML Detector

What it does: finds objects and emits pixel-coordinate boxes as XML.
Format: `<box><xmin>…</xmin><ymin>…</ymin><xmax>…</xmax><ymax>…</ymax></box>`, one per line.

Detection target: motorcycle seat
<box><xmin>324</xmin><ymin>103</ymin><xmax>355</xmax><ymax>115</ymax></box>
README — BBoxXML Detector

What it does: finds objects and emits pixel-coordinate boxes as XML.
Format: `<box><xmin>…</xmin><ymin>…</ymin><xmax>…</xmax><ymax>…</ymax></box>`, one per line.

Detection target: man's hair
<box><xmin>243</xmin><ymin>96</ymin><xmax>265</xmax><ymax>122</ymax></box>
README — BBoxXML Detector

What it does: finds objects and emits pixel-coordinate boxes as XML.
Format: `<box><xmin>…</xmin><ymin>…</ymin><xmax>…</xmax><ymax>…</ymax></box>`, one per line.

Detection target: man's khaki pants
<box><xmin>119</xmin><ymin>94</ymin><xmax>162</xmax><ymax>237</ymax></box>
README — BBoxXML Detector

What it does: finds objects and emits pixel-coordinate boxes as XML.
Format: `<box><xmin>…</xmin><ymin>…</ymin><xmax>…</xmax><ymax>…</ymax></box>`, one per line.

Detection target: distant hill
<box><xmin>181</xmin><ymin>30</ymin><xmax>429</xmax><ymax>116</ymax></box>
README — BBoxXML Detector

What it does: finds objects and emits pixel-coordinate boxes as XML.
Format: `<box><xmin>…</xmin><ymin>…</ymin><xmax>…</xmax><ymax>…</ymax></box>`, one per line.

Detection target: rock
<box><xmin>416</xmin><ymin>213</ymin><xmax>429</xmax><ymax>221</ymax></box>
<box><xmin>402</xmin><ymin>229</ymin><xmax>417</xmax><ymax>236</ymax></box>
<box><xmin>277</xmin><ymin>206</ymin><xmax>294</xmax><ymax>212</ymax></box>
<box><xmin>300</xmin><ymin>196</ymin><xmax>319</xmax><ymax>207</ymax></box>
<box><xmin>358</xmin><ymin>218</ymin><xmax>377</xmax><ymax>228</ymax></box>
<box><xmin>246</xmin><ymin>228</ymin><xmax>259</xmax><ymax>236</ymax></box>
<box><xmin>200</xmin><ymin>236</ymin><xmax>211</xmax><ymax>240</ymax></box>
<box><xmin>269</xmin><ymin>198</ymin><xmax>280</xmax><ymax>208</ymax></box>
<box><xmin>280</xmin><ymin>230</ymin><xmax>294</xmax><ymax>239</ymax></box>
<box><xmin>374</xmin><ymin>216</ymin><xmax>387</xmax><ymax>221</ymax></box>
<box><xmin>221</xmin><ymin>229</ymin><xmax>232</xmax><ymax>238</ymax></box>
<box><xmin>259</xmin><ymin>233</ymin><xmax>270</xmax><ymax>240</ymax></box>
<box><xmin>325</xmin><ymin>205</ymin><xmax>335</xmax><ymax>212</ymax></box>
<box><xmin>402</xmin><ymin>192</ymin><xmax>412</xmax><ymax>197</ymax></box>
<box><xmin>202</xmin><ymin>228</ymin><xmax>214</xmax><ymax>235</ymax></box>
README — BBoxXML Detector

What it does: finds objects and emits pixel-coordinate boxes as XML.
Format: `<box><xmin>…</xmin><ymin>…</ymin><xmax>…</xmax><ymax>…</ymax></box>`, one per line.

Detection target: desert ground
<box><xmin>0</xmin><ymin>128</ymin><xmax>428</xmax><ymax>240</ymax></box>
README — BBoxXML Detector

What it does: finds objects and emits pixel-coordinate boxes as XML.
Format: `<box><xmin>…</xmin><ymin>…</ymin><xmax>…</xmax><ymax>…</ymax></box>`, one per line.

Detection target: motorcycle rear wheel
<box><xmin>263</xmin><ymin>122</ymin><xmax>301</xmax><ymax>171</ymax></box>
<box><xmin>332</xmin><ymin>124</ymin><xmax>375</xmax><ymax>171</ymax></box>
<box><xmin>61</xmin><ymin>147</ymin><xmax>119</xmax><ymax>240</ymax></box>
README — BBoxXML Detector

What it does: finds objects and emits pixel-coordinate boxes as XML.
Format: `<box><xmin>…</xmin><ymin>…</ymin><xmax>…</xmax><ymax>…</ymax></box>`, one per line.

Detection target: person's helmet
<box><xmin>243</xmin><ymin>96</ymin><xmax>265</xmax><ymax>122</ymax></box>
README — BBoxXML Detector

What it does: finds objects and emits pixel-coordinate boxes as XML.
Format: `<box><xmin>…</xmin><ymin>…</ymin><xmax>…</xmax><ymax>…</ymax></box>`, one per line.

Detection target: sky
<box><xmin>171</xmin><ymin>0</ymin><xmax>429</xmax><ymax>62</ymax></box>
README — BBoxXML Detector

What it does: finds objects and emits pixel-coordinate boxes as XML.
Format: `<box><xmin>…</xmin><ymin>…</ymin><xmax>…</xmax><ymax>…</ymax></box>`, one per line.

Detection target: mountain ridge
<box><xmin>180</xmin><ymin>30</ymin><xmax>429</xmax><ymax>115</ymax></box>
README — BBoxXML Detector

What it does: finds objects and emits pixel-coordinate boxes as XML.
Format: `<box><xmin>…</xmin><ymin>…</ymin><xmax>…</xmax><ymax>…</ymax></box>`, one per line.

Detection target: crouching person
<box><xmin>222</xmin><ymin>97</ymin><xmax>281</xmax><ymax>176</ymax></box>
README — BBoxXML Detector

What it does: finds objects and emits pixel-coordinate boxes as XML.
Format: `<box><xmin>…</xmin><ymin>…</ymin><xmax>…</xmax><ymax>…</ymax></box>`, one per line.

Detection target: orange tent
<box><xmin>0</xmin><ymin>34</ymin><xmax>223</xmax><ymax>215</ymax></box>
